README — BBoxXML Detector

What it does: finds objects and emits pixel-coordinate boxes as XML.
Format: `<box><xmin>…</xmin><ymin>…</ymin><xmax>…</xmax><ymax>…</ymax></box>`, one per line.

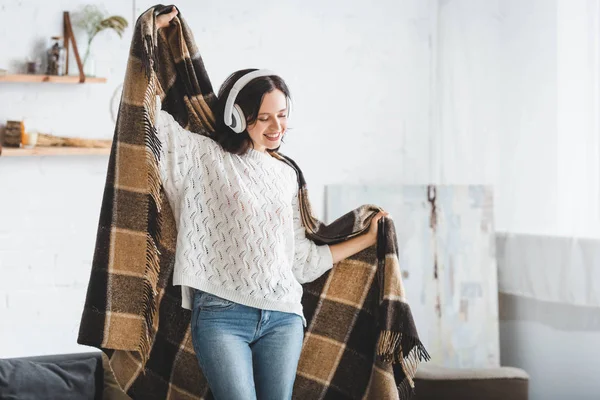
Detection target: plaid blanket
<box><xmin>77</xmin><ymin>5</ymin><xmax>428</xmax><ymax>399</ymax></box>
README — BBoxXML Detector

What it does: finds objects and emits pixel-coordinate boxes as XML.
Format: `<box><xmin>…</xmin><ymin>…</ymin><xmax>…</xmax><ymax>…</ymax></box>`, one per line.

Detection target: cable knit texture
<box><xmin>155</xmin><ymin>101</ymin><xmax>333</xmax><ymax>327</ymax></box>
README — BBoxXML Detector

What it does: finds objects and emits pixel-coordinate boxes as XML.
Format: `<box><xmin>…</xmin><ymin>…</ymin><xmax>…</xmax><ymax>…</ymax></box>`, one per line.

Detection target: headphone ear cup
<box><xmin>286</xmin><ymin>97</ymin><xmax>292</xmax><ymax>120</ymax></box>
<box><xmin>231</xmin><ymin>104</ymin><xmax>246</xmax><ymax>133</ymax></box>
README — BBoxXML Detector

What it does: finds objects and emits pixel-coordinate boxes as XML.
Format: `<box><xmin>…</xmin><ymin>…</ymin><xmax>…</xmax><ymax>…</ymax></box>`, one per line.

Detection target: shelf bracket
<box><xmin>63</xmin><ymin>11</ymin><xmax>85</xmax><ymax>83</ymax></box>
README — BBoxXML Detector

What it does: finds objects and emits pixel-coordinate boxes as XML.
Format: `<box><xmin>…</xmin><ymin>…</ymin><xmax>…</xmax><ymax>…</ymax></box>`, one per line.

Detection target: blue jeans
<box><xmin>190</xmin><ymin>289</ymin><xmax>304</xmax><ymax>400</ymax></box>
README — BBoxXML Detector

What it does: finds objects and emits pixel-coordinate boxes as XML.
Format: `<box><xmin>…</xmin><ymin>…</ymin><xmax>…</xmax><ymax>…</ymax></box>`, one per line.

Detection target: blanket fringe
<box><xmin>377</xmin><ymin>330</ymin><xmax>431</xmax><ymax>390</ymax></box>
<box><xmin>396</xmin><ymin>376</ymin><xmax>416</xmax><ymax>400</ymax></box>
<box><xmin>137</xmin><ymin>172</ymin><xmax>162</xmax><ymax>370</ymax></box>
<box><xmin>378</xmin><ymin>330</ymin><xmax>402</xmax><ymax>363</ymax></box>
<box><xmin>377</xmin><ymin>330</ymin><xmax>431</xmax><ymax>364</ymax></box>
<box><xmin>138</xmin><ymin>232</ymin><xmax>161</xmax><ymax>369</ymax></box>
<box><xmin>136</xmin><ymin>35</ymin><xmax>164</xmax><ymax>368</ymax></box>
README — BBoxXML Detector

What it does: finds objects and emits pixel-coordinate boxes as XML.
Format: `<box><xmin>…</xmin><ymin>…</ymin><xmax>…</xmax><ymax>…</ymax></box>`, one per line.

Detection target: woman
<box><xmin>155</xmin><ymin>7</ymin><xmax>389</xmax><ymax>400</ymax></box>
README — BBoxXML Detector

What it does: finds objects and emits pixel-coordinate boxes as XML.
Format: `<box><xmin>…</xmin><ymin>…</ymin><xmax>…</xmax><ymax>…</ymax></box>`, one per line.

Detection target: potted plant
<box><xmin>73</xmin><ymin>5</ymin><xmax>128</xmax><ymax>77</ymax></box>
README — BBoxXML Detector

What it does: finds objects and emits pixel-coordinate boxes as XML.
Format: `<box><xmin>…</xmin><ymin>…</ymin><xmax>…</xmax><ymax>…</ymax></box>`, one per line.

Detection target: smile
<box><xmin>264</xmin><ymin>132</ymin><xmax>281</xmax><ymax>141</ymax></box>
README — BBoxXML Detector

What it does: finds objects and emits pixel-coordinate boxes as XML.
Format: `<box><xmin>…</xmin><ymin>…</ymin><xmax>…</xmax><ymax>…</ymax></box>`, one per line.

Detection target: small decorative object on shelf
<box><xmin>34</xmin><ymin>132</ymin><xmax>111</xmax><ymax>148</ymax></box>
<box><xmin>46</xmin><ymin>36</ymin><xmax>67</xmax><ymax>76</ymax></box>
<box><xmin>26</xmin><ymin>58</ymin><xmax>42</xmax><ymax>74</ymax></box>
<box><xmin>5</xmin><ymin>121</ymin><xmax>24</xmax><ymax>147</ymax></box>
<box><xmin>22</xmin><ymin>130</ymin><xmax>39</xmax><ymax>148</ymax></box>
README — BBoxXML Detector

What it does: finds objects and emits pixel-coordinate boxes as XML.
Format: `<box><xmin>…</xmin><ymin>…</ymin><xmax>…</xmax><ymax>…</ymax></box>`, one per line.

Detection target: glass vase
<box><xmin>83</xmin><ymin>53</ymin><xmax>96</xmax><ymax>77</ymax></box>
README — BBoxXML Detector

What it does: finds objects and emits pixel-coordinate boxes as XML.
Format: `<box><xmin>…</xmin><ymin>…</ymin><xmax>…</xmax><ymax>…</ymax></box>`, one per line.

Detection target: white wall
<box><xmin>0</xmin><ymin>156</ymin><xmax>108</xmax><ymax>357</ymax></box>
<box><xmin>556</xmin><ymin>0</ymin><xmax>600</xmax><ymax>237</ymax></box>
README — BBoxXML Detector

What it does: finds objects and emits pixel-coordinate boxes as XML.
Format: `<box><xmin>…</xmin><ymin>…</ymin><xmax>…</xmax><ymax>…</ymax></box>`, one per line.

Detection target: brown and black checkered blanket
<box><xmin>77</xmin><ymin>5</ymin><xmax>428</xmax><ymax>399</ymax></box>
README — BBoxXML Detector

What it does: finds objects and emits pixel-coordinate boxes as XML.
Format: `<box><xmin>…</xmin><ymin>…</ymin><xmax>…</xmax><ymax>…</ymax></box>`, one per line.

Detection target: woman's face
<box><xmin>246</xmin><ymin>89</ymin><xmax>288</xmax><ymax>153</ymax></box>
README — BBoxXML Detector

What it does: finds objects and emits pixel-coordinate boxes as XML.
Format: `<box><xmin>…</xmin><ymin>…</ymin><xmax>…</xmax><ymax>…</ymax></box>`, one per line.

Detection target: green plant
<box><xmin>73</xmin><ymin>5</ymin><xmax>128</xmax><ymax>66</ymax></box>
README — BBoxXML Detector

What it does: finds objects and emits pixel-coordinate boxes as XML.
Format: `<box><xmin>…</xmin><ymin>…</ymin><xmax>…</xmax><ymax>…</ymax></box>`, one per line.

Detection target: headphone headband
<box><xmin>223</xmin><ymin>69</ymin><xmax>278</xmax><ymax>127</ymax></box>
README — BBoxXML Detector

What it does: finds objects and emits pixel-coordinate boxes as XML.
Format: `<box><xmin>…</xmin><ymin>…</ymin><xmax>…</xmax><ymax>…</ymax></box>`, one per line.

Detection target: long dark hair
<box><xmin>212</xmin><ymin>68</ymin><xmax>291</xmax><ymax>155</ymax></box>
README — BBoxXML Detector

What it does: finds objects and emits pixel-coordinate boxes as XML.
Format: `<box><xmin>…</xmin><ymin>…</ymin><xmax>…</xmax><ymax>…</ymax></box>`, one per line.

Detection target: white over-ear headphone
<box><xmin>223</xmin><ymin>69</ymin><xmax>292</xmax><ymax>134</ymax></box>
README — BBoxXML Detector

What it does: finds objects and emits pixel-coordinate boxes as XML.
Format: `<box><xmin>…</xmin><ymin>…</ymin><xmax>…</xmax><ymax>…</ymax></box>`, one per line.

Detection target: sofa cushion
<box><xmin>0</xmin><ymin>357</ymin><xmax>99</xmax><ymax>400</ymax></box>
<box><xmin>414</xmin><ymin>364</ymin><xmax>529</xmax><ymax>400</ymax></box>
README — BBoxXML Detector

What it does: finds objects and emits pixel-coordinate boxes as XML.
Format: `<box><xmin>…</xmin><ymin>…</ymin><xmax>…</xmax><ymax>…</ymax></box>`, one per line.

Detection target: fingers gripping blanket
<box><xmin>77</xmin><ymin>5</ymin><xmax>429</xmax><ymax>399</ymax></box>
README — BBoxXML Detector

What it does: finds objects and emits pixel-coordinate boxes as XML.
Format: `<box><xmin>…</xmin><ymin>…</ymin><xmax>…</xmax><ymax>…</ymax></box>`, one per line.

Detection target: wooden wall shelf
<box><xmin>1</xmin><ymin>147</ymin><xmax>111</xmax><ymax>156</ymax></box>
<box><xmin>0</xmin><ymin>12</ymin><xmax>107</xmax><ymax>84</ymax></box>
<box><xmin>0</xmin><ymin>74</ymin><xmax>106</xmax><ymax>84</ymax></box>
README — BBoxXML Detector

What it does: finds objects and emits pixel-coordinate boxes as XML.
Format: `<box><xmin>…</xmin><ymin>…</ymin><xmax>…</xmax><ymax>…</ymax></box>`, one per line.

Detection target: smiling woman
<box><xmin>77</xmin><ymin>5</ymin><xmax>400</xmax><ymax>400</ymax></box>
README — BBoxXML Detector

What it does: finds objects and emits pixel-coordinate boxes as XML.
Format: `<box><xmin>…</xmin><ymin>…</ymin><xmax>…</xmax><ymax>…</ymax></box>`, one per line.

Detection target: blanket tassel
<box><xmin>378</xmin><ymin>330</ymin><xmax>431</xmax><ymax>399</ymax></box>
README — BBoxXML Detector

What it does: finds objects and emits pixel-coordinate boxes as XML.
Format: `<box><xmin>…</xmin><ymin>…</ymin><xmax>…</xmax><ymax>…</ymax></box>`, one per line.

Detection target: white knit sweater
<box><xmin>154</xmin><ymin>101</ymin><xmax>333</xmax><ymax>327</ymax></box>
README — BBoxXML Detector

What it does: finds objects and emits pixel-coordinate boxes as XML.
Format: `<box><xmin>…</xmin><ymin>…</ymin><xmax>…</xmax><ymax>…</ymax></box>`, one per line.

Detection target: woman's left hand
<box><xmin>365</xmin><ymin>210</ymin><xmax>390</xmax><ymax>245</ymax></box>
<box><xmin>329</xmin><ymin>209</ymin><xmax>390</xmax><ymax>263</ymax></box>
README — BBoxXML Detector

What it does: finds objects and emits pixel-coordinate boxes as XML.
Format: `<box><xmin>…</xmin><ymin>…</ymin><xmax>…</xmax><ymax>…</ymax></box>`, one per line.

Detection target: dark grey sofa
<box><xmin>1</xmin><ymin>351</ymin><xmax>105</xmax><ymax>400</ymax></box>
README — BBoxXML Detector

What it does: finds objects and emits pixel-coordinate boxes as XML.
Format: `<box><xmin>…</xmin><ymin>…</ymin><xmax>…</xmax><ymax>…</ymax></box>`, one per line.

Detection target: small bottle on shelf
<box><xmin>46</xmin><ymin>36</ymin><xmax>66</xmax><ymax>76</ymax></box>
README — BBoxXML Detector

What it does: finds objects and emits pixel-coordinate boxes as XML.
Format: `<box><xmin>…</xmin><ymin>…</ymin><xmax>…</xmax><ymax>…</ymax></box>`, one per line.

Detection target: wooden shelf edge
<box><xmin>0</xmin><ymin>74</ymin><xmax>107</xmax><ymax>83</ymax></box>
<box><xmin>1</xmin><ymin>147</ymin><xmax>111</xmax><ymax>156</ymax></box>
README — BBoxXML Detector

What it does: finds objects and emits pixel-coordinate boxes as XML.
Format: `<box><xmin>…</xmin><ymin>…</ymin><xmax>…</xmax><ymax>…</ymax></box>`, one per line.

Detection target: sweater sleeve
<box><xmin>291</xmin><ymin>188</ymin><xmax>334</xmax><ymax>284</ymax></box>
<box><xmin>154</xmin><ymin>96</ymin><xmax>191</xmax><ymax>195</ymax></box>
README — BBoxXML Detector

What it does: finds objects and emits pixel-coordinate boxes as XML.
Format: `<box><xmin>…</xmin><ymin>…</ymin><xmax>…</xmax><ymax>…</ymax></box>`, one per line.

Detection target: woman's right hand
<box><xmin>157</xmin><ymin>6</ymin><xmax>178</xmax><ymax>29</ymax></box>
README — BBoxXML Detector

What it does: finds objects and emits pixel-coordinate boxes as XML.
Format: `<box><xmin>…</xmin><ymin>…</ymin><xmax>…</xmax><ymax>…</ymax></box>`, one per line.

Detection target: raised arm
<box><xmin>154</xmin><ymin>96</ymin><xmax>193</xmax><ymax>197</ymax></box>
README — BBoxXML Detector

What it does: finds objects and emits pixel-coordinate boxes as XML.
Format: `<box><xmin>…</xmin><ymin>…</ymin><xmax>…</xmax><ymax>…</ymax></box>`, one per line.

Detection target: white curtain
<box><xmin>429</xmin><ymin>0</ymin><xmax>600</xmax><ymax>304</ymax></box>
